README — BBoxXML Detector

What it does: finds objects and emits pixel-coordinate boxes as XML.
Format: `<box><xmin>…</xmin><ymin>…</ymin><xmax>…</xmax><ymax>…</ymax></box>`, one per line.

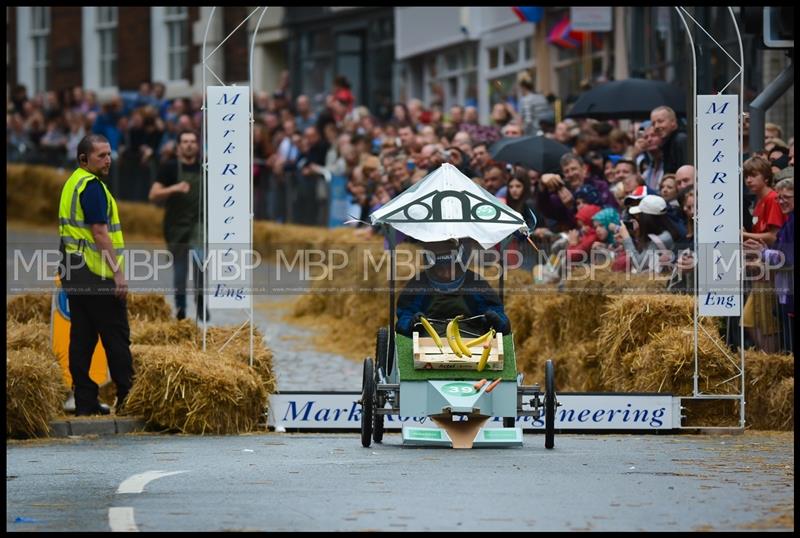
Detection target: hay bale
<box><xmin>125</xmin><ymin>344</ymin><xmax>267</xmax><ymax>434</ymax></box>
<box><xmin>7</xmin><ymin>320</ymin><xmax>51</xmax><ymax>352</ymax></box>
<box><xmin>206</xmin><ymin>325</ymin><xmax>277</xmax><ymax>395</ymax></box>
<box><xmin>130</xmin><ymin>318</ymin><xmax>199</xmax><ymax>346</ymax></box>
<box><xmin>744</xmin><ymin>350</ymin><xmax>794</xmax><ymax>430</ymax></box>
<box><xmin>613</xmin><ymin>325</ymin><xmax>737</xmax><ymax>394</ymax></box>
<box><xmin>7</xmin><ymin>348</ymin><xmax>68</xmax><ymax>437</ymax></box>
<box><xmin>127</xmin><ymin>293</ymin><xmax>173</xmax><ymax>321</ymax></box>
<box><xmin>763</xmin><ymin>377</ymin><xmax>793</xmax><ymax>430</ymax></box>
<box><xmin>596</xmin><ymin>294</ymin><xmax>715</xmax><ymax>364</ymax></box>
<box><xmin>7</xmin><ymin>294</ymin><xmax>51</xmax><ymax>323</ymax></box>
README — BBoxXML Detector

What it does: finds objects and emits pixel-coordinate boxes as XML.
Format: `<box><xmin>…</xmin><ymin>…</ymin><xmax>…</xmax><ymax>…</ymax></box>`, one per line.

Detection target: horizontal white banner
<box><xmin>267</xmin><ymin>393</ymin><xmax>678</xmax><ymax>430</ymax></box>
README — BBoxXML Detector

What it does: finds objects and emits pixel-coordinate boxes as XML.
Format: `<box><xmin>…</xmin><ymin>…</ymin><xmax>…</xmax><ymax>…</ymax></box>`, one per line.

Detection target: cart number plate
<box><xmin>441</xmin><ymin>382</ymin><xmax>477</xmax><ymax>396</ymax></box>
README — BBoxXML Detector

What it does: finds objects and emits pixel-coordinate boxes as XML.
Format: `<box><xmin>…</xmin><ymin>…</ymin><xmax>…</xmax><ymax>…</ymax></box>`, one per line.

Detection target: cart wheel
<box><xmin>361</xmin><ymin>357</ymin><xmax>375</xmax><ymax>448</ymax></box>
<box><xmin>373</xmin><ymin>328</ymin><xmax>388</xmax><ymax>444</ymax></box>
<box><xmin>544</xmin><ymin>359</ymin><xmax>556</xmax><ymax>449</ymax></box>
<box><xmin>376</xmin><ymin>327</ymin><xmax>389</xmax><ymax>376</ymax></box>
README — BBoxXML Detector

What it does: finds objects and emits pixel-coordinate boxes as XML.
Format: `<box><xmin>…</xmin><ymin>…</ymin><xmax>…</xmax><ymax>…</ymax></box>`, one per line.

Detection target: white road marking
<box><xmin>116</xmin><ymin>470</ymin><xmax>187</xmax><ymax>494</ymax></box>
<box><xmin>109</xmin><ymin>507</ymin><xmax>138</xmax><ymax>532</ymax></box>
<box><xmin>110</xmin><ymin>470</ymin><xmax>189</xmax><ymax>531</ymax></box>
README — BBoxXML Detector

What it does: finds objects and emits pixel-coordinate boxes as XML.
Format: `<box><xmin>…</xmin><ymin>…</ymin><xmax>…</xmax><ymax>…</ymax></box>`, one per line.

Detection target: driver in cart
<box><xmin>395</xmin><ymin>238</ymin><xmax>511</xmax><ymax>339</ymax></box>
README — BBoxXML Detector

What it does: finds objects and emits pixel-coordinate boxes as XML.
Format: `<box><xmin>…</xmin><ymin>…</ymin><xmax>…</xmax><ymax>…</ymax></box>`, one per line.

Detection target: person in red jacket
<box><xmin>565</xmin><ymin>203</ymin><xmax>602</xmax><ymax>263</ymax></box>
<box><xmin>333</xmin><ymin>75</ymin><xmax>354</xmax><ymax>113</ymax></box>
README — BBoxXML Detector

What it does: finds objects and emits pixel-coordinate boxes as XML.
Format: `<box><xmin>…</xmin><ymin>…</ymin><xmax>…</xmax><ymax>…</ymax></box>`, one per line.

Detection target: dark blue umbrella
<box><xmin>565</xmin><ymin>78</ymin><xmax>687</xmax><ymax>120</ymax></box>
<box><xmin>489</xmin><ymin>135</ymin><xmax>571</xmax><ymax>174</ymax></box>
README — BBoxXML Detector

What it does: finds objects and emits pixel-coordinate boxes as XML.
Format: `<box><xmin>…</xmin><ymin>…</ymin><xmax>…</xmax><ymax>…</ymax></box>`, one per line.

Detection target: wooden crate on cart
<box><xmin>412</xmin><ymin>331</ymin><xmax>504</xmax><ymax>371</ymax></box>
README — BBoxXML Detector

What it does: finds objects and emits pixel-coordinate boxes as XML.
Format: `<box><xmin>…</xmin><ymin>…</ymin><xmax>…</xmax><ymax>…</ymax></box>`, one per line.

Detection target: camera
<box><xmin>622</xmin><ymin>218</ymin><xmax>636</xmax><ymax>232</ymax></box>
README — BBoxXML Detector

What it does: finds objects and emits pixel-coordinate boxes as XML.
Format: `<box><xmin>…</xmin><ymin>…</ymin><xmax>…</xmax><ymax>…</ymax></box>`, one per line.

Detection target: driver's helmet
<box><xmin>423</xmin><ymin>239</ymin><xmax>467</xmax><ymax>293</ymax></box>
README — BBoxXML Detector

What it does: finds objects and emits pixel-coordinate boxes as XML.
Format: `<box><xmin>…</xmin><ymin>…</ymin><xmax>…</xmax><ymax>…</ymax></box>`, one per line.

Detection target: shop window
<box><xmin>31</xmin><ymin>6</ymin><xmax>50</xmax><ymax>94</ymax></box>
<box><xmin>489</xmin><ymin>47</ymin><xmax>499</xmax><ymax>70</ymax></box>
<box><xmin>164</xmin><ymin>7</ymin><xmax>188</xmax><ymax>81</ymax></box>
<box><xmin>97</xmin><ymin>7</ymin><xmax>118</xmax><ymax>88</ymax></box>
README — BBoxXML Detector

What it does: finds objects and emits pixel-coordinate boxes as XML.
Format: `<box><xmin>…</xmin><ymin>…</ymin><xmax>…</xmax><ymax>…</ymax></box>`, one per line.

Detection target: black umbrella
<box><xmin>489</xmin><ymin>135</ymin><xmax>571</xmax><ymax>173</ymax></box>
<box><xmin>565</xmin><ymin>78</ymin><xmax>687</xmax><ymax>120</ymax></box>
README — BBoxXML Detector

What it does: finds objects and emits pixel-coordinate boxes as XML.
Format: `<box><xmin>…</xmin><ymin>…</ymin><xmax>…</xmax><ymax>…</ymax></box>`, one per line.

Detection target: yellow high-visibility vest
<box><xmin>58</xmin><ymin>168</ymin><xmax>125</xmax><ymax>279</ymax></box>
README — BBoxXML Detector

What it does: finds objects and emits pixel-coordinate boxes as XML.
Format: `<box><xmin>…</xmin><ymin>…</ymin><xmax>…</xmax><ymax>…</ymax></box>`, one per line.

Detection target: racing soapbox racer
<box><xmin>358</xmin><ymin>163</ymin><xmax>558</xmax><ymax>449</ymax></box>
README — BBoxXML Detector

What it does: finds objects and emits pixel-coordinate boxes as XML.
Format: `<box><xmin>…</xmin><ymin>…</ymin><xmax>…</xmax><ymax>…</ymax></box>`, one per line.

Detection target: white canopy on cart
<box><xmin>369</xmin><ymin>163</ymin><xmax>529</xmax><ymax>249</ymax></box>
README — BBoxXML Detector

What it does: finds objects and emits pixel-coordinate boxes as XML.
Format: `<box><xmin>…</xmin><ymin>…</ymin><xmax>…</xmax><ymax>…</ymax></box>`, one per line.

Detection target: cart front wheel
<box><xmin>544</xmin><ymin>359</ymin><xmax>556</xmax><ymax>449</ymax></box>
<box><xmin>361</xmin><ymin>357</ymin><xmax>375</xmax><ymax>448</ymax></box>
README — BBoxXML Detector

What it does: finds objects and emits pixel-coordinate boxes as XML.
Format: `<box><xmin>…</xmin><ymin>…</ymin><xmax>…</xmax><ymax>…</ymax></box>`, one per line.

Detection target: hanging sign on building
<box><xmin>570</xmin><ymin>7</ymin><xmax>613</xmax><ymax>32</ymax></box>
<box><xmin>696</xmin><ymin>94</ymin><xmax>741</xmax><ymax>317</ymax></box>
<box><xmin>206</xmin><ymin>86</ymin><xmax>253</xmax><ymax>310</ymax></box>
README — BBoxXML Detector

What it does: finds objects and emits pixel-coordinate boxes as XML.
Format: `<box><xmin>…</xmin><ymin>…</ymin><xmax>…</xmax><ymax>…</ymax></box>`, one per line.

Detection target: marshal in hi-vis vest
<box><xmin>58</xmin><ymin>168</ymin><xmax>125</xmax><ymax>279</ymax></box>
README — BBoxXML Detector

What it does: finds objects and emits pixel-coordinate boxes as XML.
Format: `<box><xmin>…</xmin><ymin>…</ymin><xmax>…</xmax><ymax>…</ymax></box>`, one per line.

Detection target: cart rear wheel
<box><xmin>544</xmin><ymin>359</ymin><xmax>556</xmax><ymax>449</ymax></box>
<box><xmin>361</xmin><ymin>357</ymin><xmax>375</xmax><ymax>448</ymax></box>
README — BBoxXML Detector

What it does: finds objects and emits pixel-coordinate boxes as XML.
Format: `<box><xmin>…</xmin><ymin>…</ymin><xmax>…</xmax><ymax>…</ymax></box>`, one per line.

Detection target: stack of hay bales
<box><xmin>508</xmin><ymin>271</ymin><xmax>668</xmax><ymax>392</ymax></box>
<box><xmin>744</xmin><ymin>350</ymin><xmax>795</xmax><ymax>430</ymax></box>
<box><xmin>6</xmin><ymin>292</ymin><xmax>278</xmax><ymax>437</ymax></box>
<box><xmin>7</xmin><ymin>348</ymin><xmax>67</xmax><ymax>438</ymax></box>
<box><xmin>125</xmin><ymin>344</ymin><xmax>267</xmax><ymax>435</ymax></box>
<box><xmin>123</xmin><ymin>297</ymin><xmax>277</xmax><ymax>433</ymax></box>
<box><xmin>504</xmin><ymin>270</ymin><xmax>793</xmax><ymax>430</ymax></box>
<box><xmin>6</xmin><ymin>294</ymin><xmax>66</xmax><ymax>438</ymax></box>
<box><xmin>595</xmin><ymin>294</ymin><xmax>717</xmax><ymax>392</ymax></box>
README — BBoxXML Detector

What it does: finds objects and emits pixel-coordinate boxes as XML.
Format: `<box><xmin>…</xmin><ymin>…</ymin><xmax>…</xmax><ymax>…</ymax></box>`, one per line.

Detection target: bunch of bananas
<box><xmin>445</xmin><ymin>315</ymin><xmax>473</xmax><ymax>358</ymax></box>
<box><xmin>418</xmin><ymin>315</ymin><xmax>495</xmax><ymax>371</ymax></box>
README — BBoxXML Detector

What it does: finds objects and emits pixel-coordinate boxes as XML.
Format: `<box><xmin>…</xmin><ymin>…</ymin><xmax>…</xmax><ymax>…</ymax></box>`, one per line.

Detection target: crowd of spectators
<box><xmin>6</xmin><ymin>71</ymin><xmax>794</xmax><ymax>352</ymax></box>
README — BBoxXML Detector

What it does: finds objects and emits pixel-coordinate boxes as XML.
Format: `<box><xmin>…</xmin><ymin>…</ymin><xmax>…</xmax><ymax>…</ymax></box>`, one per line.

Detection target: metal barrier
<box><xmin>743</xmin><ymin>265</ymin><xmax>794</xmax><ymax>354</ymax></box>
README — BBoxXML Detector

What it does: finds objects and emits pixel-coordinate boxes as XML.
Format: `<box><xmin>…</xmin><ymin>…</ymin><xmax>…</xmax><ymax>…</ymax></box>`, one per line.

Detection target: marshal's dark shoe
<box><xmin>75</xmin><ymin>403</ymin><xmax>111</xmax><ymax>417</ymax></box>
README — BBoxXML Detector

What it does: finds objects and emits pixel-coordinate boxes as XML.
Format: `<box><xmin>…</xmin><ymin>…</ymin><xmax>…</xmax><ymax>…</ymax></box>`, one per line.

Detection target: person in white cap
<box><xmin>612</xmin><ymin>194</ymin><xmax>681</xmax><ymax>273</ymax></box>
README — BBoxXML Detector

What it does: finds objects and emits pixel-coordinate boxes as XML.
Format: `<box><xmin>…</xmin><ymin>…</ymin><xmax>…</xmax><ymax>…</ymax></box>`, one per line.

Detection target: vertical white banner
<box><xmin>696</xmin><ymin>94</ymin><xmax>741</xmax><ymax>316</ymax></box>
<box><xmin>207</xmin><ymin>86</ymin><xmax>252</xmax><ymax>310</ymax></box>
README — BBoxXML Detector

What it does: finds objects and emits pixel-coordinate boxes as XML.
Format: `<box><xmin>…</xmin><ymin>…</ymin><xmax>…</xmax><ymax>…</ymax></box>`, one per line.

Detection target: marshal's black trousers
<box><xmin>66</xmin><ymin>291</ymin><xmax>134</xmax><ymax>413</ymax></box>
